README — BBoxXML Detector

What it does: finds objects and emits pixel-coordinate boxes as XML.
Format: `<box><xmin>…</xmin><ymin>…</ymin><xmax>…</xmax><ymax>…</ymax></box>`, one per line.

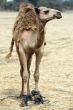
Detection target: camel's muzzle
<box><xmin>55</xmin><ymin>12</ymin><xmax>62</xmax><ymax>19</ymax></box>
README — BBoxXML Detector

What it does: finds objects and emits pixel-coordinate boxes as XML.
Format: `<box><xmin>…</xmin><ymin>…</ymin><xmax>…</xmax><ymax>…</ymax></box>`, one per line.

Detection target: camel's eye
<box><xmin>44</xmin><ymin>10</ymin><xmax>49</xmax><ymax>14</ymax></box>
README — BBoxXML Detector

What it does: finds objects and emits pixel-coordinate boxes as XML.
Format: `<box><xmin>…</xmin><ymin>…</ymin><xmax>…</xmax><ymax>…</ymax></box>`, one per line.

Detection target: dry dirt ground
<box><xmin>0</xmin><ymin>11</ymin><xmax>73</xmax><ymax>110</ymax></box>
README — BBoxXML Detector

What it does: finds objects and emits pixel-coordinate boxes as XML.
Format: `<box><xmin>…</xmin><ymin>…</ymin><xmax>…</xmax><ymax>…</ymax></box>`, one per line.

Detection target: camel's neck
<box><xmin>41</xmin><ymin>21</ymin><xmax>47</xmax><ymax>27</ymax></box>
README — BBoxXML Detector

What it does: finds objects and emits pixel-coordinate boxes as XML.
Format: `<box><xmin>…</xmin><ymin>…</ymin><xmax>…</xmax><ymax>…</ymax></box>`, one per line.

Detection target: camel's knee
<box><xmin>22</xmin><ymin>73</ymin><xmax>29</xmax><ymax>82</ymax></box>
<box><xmin>34</xmin><ymin>73</ymin><xmax>39</xmax><ymax>82</ymax></box>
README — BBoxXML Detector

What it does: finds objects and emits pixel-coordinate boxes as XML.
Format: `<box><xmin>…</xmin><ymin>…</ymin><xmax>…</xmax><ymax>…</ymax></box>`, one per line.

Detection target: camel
<box><xmin>6</xmin><ymin>3</ymin><xmax>62</xmax><ymax>106</ymax></box>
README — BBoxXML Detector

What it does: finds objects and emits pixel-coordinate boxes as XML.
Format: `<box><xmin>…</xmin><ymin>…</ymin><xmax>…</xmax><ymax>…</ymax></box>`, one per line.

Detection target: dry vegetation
<box><xmin>0</xmin><ymin>11</ymin><xmax>73</xmax><ymax>110</ymax></box>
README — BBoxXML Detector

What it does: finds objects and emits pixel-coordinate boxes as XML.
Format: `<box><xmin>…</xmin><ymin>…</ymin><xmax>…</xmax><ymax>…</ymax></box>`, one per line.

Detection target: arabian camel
<box><xmin>6</xmin><ymin>3</ymin><xmax>62</xmax><ymax>106</ymax></box>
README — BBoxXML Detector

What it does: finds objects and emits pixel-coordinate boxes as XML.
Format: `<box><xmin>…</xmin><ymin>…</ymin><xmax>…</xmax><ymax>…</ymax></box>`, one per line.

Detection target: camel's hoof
<box><xmin>20</xmin><ymin>95</ymin><xmax>28</xmax><ymax>107</ymax></box>
<box><xmin>31</xmin><ymin>90</ymin><xmax>44</xmax><ymax>104</ymax></box>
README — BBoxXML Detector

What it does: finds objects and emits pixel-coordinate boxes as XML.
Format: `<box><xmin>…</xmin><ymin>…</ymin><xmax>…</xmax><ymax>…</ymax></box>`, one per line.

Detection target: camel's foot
<box><xmin>31</xmin><ymin>90</ymin><xmax>44</xmax><ymax>104</ymax></box>
<box><xmin>20</xmin><ymin>95</ymin><xmax>29</xmax><ymax>107</ymax></box>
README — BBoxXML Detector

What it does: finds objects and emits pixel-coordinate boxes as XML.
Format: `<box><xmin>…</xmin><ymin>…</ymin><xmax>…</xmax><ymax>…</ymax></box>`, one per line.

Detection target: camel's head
<box><xmin>36</xmin><ymin>7</ymin><xmax>62</xmax><ymax>22</ymax></box>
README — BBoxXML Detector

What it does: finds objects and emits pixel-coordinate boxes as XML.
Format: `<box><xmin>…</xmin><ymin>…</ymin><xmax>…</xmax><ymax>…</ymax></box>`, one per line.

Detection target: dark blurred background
<box><xmin>0</xmin><ymin>0</ymin><xmax>73</xmax><ymax>11</ymax></box>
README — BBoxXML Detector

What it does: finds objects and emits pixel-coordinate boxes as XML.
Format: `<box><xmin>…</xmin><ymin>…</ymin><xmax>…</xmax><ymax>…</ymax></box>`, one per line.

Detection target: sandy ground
<box><xmin>0</xmin><ymin>11</ymin><xmax>73</xmax><ymax>110</ymax></box>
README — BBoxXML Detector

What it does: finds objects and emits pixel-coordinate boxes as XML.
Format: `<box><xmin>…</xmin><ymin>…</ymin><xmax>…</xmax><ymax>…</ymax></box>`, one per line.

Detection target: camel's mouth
<box><xmin>56</xmin><ymin>15</ymin><xmax>62</xmax><ymax>19</ymax></box>
<box><xmin>54</xmin><ymin>12</ymin><xmax>62</xmax><ymax>19</ymax></box>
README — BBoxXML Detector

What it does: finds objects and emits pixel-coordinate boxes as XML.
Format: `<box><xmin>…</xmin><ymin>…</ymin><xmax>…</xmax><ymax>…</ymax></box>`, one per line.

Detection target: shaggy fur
<box><xmin>13</xmin><ymin>3</ymin><xmax>44</xmax><ymax>49</ymax></box>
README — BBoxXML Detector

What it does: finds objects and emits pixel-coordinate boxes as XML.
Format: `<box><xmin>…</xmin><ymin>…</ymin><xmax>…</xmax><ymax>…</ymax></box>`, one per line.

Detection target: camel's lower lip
<box><xmin>57</xmin><ymin>15</ymin><xmax>62</xmax><ymax>19</ymax></box>
<box><xmin>54</xmin><ymin>15</ymin><xmax>62</xmax><ymax>19</ymax></box>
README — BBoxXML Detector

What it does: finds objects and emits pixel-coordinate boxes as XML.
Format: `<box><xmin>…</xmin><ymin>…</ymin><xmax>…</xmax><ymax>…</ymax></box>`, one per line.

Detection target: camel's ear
<box><xmin>35</xmin><ymin>8</ymin><xmax>40</xmax><ymax>14</ymax></box>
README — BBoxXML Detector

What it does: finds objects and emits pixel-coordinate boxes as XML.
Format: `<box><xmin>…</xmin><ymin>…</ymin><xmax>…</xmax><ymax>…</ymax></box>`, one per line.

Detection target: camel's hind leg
<box><xmin>25</xmin><ymin>54</ymin><xmax>33</xmax><ymax>101</ymax></box>
<box><xmin>27</xmin><ymin>55</ymin><xmax>32</xmax><ymax>95</ymax></box>
<box><xmin>34</xmin><ymin>49</ymin><xmax>43</xmax><ymax>91</ymax></box>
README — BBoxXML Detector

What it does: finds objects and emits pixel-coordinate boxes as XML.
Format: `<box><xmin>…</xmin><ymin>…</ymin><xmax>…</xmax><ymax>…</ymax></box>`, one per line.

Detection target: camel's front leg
<box><xmin>18</xmin><ymin>44</ymin><xmax>29</xmax><ymax>106</ymax></box>
<box><xmin>32</xmin><ymin>47</ymin><xmax>44</xmax><ymax>104</ymax></box>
